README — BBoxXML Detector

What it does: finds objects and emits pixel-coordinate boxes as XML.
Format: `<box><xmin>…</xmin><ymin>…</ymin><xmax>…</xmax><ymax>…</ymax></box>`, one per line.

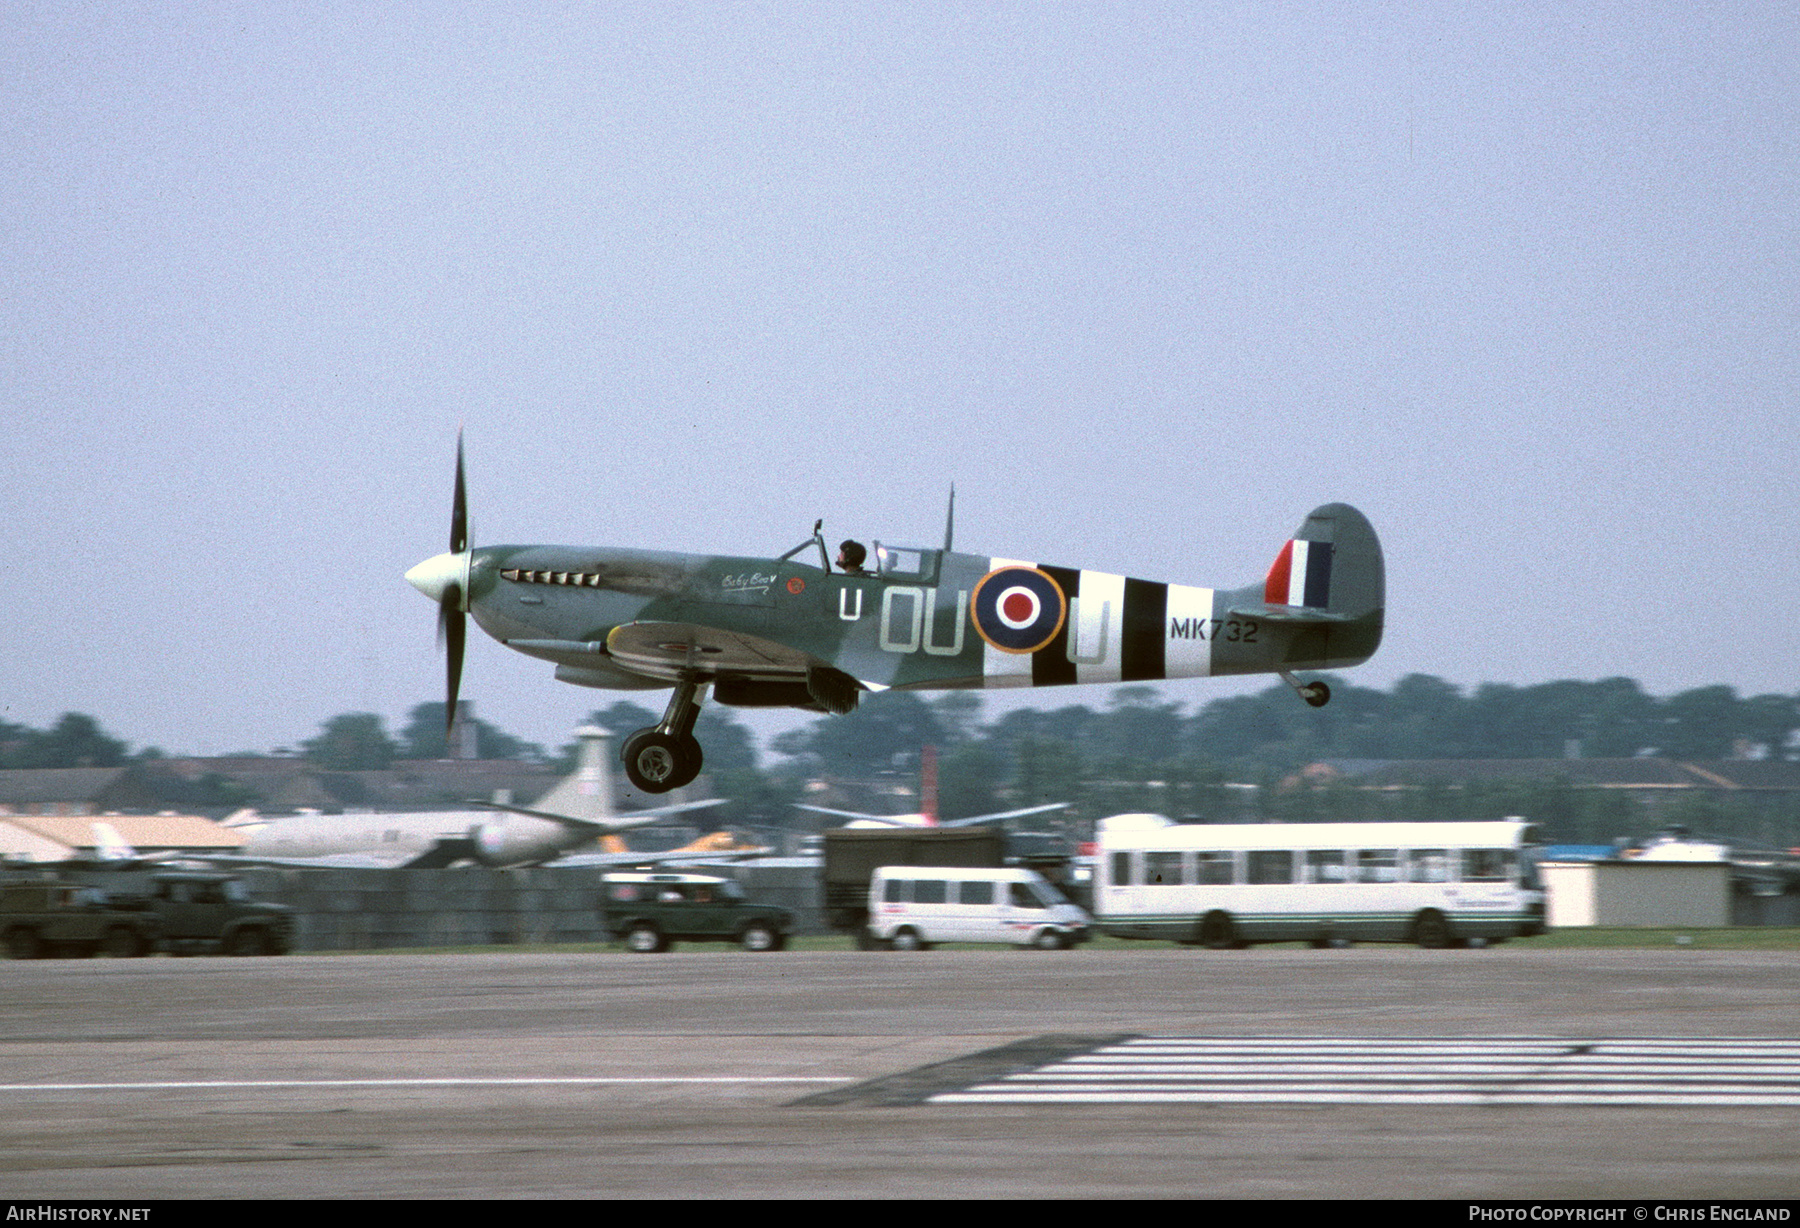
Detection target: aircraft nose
<box><xmin>406</xmin><ymin>551</ymin><xmax>463</xmax><ymax>603</ymax></box>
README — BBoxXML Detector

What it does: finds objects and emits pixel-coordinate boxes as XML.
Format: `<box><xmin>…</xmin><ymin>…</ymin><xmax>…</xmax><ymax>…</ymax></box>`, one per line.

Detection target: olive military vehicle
<box><xmin>599</xmin><ymin>872</ymin><xmax>794</xmax><ymax>953</ymax></box>
<box><xmin>0</xmin><ymin>882</ymin><xmax>160</xmax><ymax>959</ymax></box>
<box><xmin>111</xmin><ymin>871</ymin><xmax>296</xmax><ymax>955</ymax></box>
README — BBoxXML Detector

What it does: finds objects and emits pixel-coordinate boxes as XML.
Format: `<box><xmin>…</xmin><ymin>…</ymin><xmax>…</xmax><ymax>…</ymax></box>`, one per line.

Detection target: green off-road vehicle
<box><xmin>600</xmin><ymin>873</ymin><xmax>794</xmax><ymax>953</ymax></box>
<box><xmin>112</xmin><ymin>872</ymin><xmax>296</xmax><ymax>956</ymax></box>
<box><xmin>0</xmin><ymin>882</ymin><xmax>161</xmax><ymax>959</ymax></box>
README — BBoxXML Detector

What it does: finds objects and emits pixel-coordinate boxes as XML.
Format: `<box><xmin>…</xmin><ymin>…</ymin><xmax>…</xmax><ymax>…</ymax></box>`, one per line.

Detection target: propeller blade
<box><xmin>435</xmin><ymin>582</ymin><xmax>459</xmax><ymax>647</ymax></box>
<box><xmin>442</xmin><ymin>585</ymin><xmax>465</xmax><ymax>740</ymax></box>
<box><xmin>450</xmin><ymin>432</ymin><xmax>468</xmax><ymax>555</ymax></box>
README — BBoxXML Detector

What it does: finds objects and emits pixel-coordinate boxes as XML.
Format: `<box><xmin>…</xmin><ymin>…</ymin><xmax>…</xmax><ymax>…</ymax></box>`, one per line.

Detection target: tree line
<box><xmin>9</xmin><ymin>675</ymin><xmax>1797</xmax><ymax>775</ymax></box>
<box><xmin>8</xmin><ymin>676</ymin><xmax>1798</xmax><ymax>847</ymax></box>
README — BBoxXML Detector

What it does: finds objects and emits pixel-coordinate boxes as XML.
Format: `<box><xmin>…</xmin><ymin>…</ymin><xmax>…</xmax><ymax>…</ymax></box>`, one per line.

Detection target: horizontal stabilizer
<box><xmin>1224</xmin><ymin>602</ymin><xmax>1364</xmax><ymax>625</ymax></box>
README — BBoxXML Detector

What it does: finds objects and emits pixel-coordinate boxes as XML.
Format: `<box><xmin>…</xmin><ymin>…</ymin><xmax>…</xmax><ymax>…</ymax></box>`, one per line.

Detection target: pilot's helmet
<box><xmin>838</xmin><ymin>540</ymin><xmax>867</xmax><ymax>569</ymax></box>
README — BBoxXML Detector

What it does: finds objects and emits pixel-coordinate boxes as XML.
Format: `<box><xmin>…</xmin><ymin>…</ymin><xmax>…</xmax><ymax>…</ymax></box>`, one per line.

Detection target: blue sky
<box><xmin>3</xmin><ymin>3</ymin><xmax>1795</xmax><ymax>755</ymax></box>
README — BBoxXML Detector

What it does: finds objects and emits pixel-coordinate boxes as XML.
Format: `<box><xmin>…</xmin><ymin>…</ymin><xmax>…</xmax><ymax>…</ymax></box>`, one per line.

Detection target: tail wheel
<box><xmin>1412</xmin><ymin>909</ymin><xmax>1453</xmax><ymax>949</ymax></box>
<box><xmin>1198</xmin><ymin>911</ymin><xmax>1238</xmax><ymax>951</ymax></box>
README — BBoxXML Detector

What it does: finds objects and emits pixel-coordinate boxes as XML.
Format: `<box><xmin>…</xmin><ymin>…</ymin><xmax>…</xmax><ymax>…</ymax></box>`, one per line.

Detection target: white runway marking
<box><xmin>2</xmin><ymin>1077</ymin><xmax>847</xmax><ymax>1092</ymax></box>
<box><xmin>929</xmin><ymin>1037</ymin><xmax>1800</xmax><ymax>1106</ymax></box>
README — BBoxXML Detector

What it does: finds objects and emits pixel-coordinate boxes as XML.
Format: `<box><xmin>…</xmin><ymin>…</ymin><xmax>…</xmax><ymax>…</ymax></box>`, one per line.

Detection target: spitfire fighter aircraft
<box><xmin>406</xmin><ymin>441</ymin><xmax>1384</xmax><ymax>794</ymax></box>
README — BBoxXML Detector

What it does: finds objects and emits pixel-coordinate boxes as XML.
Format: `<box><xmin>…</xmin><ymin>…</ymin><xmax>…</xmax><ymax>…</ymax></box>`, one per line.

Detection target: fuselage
<box><xmin>241</xmin><ymin>810</ymin><xmax>584</xmax><ymax>867</ymax></box>
<box><xmin>450</xmin><ymin>534</ymin><xmax>1382</xmax><ymax>697</ymax></box>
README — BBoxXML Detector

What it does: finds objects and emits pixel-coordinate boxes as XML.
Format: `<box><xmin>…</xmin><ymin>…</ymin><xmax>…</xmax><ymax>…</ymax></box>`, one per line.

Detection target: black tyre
<box><xmin>103</xmin><ymin>927</ymin><xmax>147</xmax><ymax>959</ymax></box>
<box><xmin>739</xmin><ymin>922</ymin><xmax>779</xmax><ymax>952</ymax></box>
<box><xmin>228</xmin><ymin>928</ymin><xmax>270</xmax><ymax>957</ymax></box>
<box><xmin>1198</xmin><ymin>911</ymin><xmax>1238</xmax><ymax>951</ymax></box>
<box><xmin>5</xmin><ymin>928</ymin><xmax>42</xmax><ymax>960</ymax></box>
<box><xmin>667</xmin><ymin>736</ymin><xmax>704</xmax><ymax>790</ymax></box>
<box><xmin>625</xmin><ymin>923</ymin><xmax>666</xmax><ymax>954</ymax></box>
<box><xmin>1032</xmin><ymin>928</ymin><xmax>1068</xmax><ymax>950</ymax></box>
<box><xmin>1412</xmin><ymin>910</ymin><xmax>1452</xmax><ymax>949</ymax></box>
<box><xmin>890</xmin><ymin>928</ymin><xmax>926</xmax><ymax>952</ymax></box>
<box><xmin>621</xmin><ymin>729</ymin><xmax>687</xmax><ymax>794</ymax></box>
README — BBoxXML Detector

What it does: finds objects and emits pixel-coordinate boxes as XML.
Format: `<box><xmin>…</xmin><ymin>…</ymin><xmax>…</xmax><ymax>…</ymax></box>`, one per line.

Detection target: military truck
<box><xmin>0</xmin><ymin>882</ymin><xmax>161</xmax><ymax>959</ymax></box>
<box><xmin>599</xmin><ymin>872</ymin><xmax>794</xmax><ymax>952</ymax></box>
<box><xmin>111</xmin><ymin>871</ymin><xmax>296</xmax><ymax>956</ymax></box>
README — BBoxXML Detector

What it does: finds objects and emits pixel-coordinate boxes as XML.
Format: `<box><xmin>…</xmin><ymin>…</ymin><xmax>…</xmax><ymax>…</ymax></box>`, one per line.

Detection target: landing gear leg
<box><xmin>1279</xmin><ymin>671</ymin><xmax>1331</xmax><ymax>708</ymax></box>
<box><xmin>621</xmin><ymin>677</ymin><xmax>706</xmax><ymax>793</ymax></box>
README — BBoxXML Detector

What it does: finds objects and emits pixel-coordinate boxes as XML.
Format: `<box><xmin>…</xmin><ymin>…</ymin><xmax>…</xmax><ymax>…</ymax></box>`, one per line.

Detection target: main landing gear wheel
<box><xmin>619</xmin><ymin>727</ymin><xmax>702</xmax><ymax>792</ymax></box>
<box><xmin>621</xmin><ymin>729</ymin><xmax>703</xmax><ymax>793</ymax></box>
<box><xmin>622</xmin><ymin>676</ymin><xmax>706</xmax><ymax>793</ymax></box>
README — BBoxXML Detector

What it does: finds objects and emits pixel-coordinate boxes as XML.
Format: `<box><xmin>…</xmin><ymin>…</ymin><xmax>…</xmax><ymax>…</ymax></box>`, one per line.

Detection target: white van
<box><xmin>868</xmin><ymin>866</ymin><xmax>1091</xmax><ymax>950</ymax></box>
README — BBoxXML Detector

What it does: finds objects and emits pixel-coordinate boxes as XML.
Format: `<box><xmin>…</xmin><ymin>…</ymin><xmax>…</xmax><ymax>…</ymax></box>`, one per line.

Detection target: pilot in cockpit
<box><xmin>837</xmin><ymin>540</ymin><xmax>869</xmax><ymax>576</ymax></box>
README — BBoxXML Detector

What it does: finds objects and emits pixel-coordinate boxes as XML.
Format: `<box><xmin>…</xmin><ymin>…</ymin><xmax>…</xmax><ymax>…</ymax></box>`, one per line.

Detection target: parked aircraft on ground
<box><xmin>793</xmin><ymin>802</ymin><xmax>1067</xmax><ymax>830</ymax></box>
<box><xmin>407</xmin><ymin>438</ymin><xmax>1385</xmax><ymax>795</ymax></box>
<box><xmin>793</xmin><ymin>745</ymin><xmax>1068</xmax><ymax>829</ymax></box>
<box><xmin>214</xmin><ymin>728</ymin><xmax>722</xmax><ymax>869</ymax></box>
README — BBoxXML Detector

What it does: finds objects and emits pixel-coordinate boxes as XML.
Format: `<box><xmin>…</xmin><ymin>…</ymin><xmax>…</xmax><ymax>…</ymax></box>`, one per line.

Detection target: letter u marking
<box><xmin>923</xmin><ymin>590</ymin><xmax>967</xmax><ymax>656</ymax></box>
<box><xmin>1068</xmin><ymin>598</ymin><xmax>1110</xmax><ymax>664</ymax></box>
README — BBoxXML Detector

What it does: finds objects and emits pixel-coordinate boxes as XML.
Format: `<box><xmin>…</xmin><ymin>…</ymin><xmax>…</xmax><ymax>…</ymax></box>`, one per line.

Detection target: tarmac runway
<box><xmin>3</xmin><ymin>947</ymin><xmax>1798</xmax><ymax>1199</ymax></box>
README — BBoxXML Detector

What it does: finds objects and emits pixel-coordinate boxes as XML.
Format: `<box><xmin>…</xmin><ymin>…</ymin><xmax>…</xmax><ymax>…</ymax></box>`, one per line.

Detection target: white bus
<box><xmin>1093</xmin><ymin>815</ymin><xmax>1546</xmax><ymax>948</ymax></box>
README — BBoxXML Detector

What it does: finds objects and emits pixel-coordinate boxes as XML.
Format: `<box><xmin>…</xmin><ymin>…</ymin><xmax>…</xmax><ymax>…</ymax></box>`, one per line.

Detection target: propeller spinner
<box><xmin>405</xmin><ymin>435</ymin><xmax>473</xmax><ymax>738</ymax></box>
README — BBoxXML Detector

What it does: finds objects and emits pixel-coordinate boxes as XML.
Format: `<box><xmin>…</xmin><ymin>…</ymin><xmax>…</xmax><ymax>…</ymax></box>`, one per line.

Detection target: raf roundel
<box><xmin>970</xmin><ymin>566</ymin><xmax>1068</xmax><ymax>654</ymax></box>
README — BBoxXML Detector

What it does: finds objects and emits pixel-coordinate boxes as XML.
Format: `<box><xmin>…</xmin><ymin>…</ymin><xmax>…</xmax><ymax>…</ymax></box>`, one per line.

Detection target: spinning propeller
<box><xmin>405</xmin><ymin>434</ymin><xmax>473</xmax><ymax>739</ymax></box>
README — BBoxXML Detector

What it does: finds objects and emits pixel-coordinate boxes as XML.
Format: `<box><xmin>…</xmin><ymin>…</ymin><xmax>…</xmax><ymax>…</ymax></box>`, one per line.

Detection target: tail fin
<box><xmin>1261</xmin><ymin>503</ymin><xmax>1384</xmax><ymax>620</ymax></box>
<box><xmin>1231</xmin><ymin>503</ymin><xmax>1384</xmax><ymax>668</ymax></box>
<box><xmin>91</xmin><ymin>821</ymin><xmax>136</xmax><ymax>862</ymax></box>
<box><xmin>529</xmin><ymin>726</ymin><xmax>616</xmax><ymax>822</ymax></box>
